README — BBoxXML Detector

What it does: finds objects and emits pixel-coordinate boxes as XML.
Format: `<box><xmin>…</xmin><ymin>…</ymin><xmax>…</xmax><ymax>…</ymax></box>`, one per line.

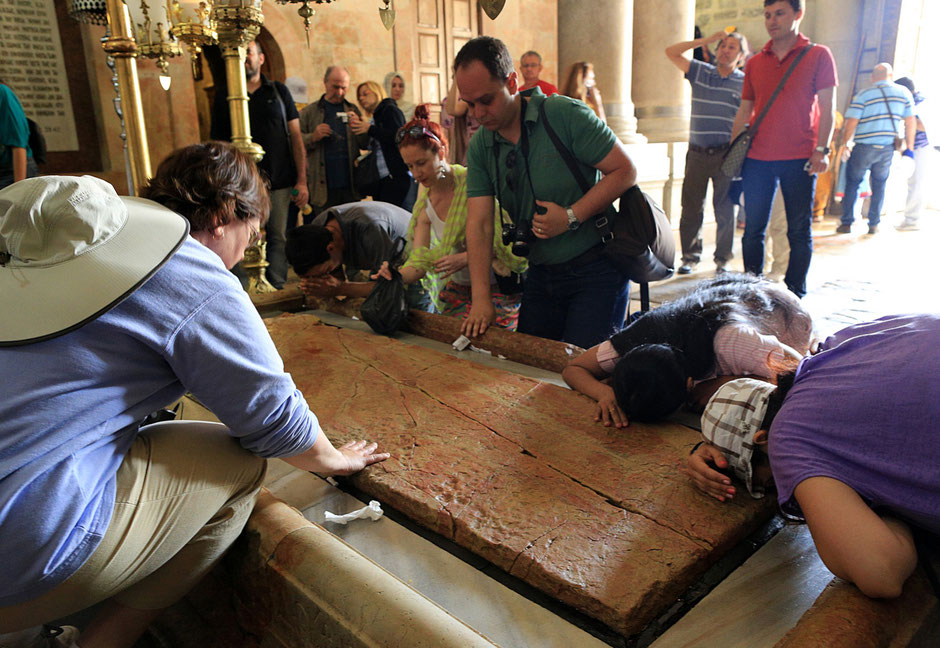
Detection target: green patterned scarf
<box><xmin>403</xmin><ymin>164</ymin><xmax>527</xmax><ymax>310</ymax></box>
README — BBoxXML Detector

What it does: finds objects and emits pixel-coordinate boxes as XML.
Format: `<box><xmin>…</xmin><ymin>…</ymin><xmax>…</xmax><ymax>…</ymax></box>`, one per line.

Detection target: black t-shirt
<box><xmin>210</xmin><ymin>75</ymin><xmax>298</xmax><ymax>190</ymax></box>
<box><xmin>322</xmin><ymin>100</ymin><xmax>351</xmax><ymax>189</ymax></box>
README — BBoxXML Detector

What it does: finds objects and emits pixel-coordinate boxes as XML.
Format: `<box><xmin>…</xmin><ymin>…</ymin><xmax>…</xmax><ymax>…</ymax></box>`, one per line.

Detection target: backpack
<box><xmin>26</xmin><ymin>118</ymin><xmax>47</xmax><ymax>165</ymax></box>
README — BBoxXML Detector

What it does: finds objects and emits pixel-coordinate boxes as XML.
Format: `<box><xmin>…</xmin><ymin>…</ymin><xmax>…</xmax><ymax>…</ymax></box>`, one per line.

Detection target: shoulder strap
<box><xmin>537</xmin><ymin>98</ymin><xmax>591</xmax><ymax>195</ymax></box>
<box><xmin>877</xmin><ymin>86</ymin><xmax>897</xmax><ymax>121</ymax></box>
<box><xmin>749</xmin><ymin>44</ymin><xmax>815</xmax><ymax>135</ymax></box>
<box><xmin>272</xmin><ymin>82</ymin><xmax>290</xmax><ymax>140</ymax></box>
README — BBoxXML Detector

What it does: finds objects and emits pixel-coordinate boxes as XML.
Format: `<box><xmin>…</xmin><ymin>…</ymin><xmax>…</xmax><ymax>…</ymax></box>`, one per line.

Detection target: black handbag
<box><xmin>720</xmin><ymin>44</ymin><xmax>815</xmax><ymax>179</ymax></box>
<box><xmin>538</xmin><ymin>99</ymin><xmax>675</xmax><ymax>310</ymax></box>
<box><xmin>354</xmin><ymin>148</ymin><xmax>382</xmax><ymax>196</ymax></box>
<box><xmin>360</xmin><ymin>237</ymin><xmax>408</xmax><ymax>335</ymax></box>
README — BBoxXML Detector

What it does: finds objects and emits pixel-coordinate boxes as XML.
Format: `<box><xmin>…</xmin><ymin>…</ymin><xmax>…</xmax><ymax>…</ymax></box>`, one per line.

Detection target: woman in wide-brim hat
<box><xmin>0</xmin><ymin>142</ymin><xmax>388</xmax><ymax>647</ymax></box>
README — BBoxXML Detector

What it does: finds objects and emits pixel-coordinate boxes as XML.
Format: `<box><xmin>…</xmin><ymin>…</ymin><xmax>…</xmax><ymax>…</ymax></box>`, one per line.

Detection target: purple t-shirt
<box><xmin>770</xmin><ymin>314</ymin><xmax>940</xmax><ymax>535</ymax></box>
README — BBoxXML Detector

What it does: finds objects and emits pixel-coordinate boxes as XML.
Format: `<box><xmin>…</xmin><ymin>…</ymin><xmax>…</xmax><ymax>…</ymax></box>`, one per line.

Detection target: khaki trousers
<box><xmin>0</xmin><ymin>421</ymin><xmax>266</xmax><ymax>632</ymax></box>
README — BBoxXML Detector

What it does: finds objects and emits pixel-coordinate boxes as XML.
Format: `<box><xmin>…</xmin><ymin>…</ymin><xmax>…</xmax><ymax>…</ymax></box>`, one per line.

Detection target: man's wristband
<box><xmin>690</xmin><ymin>441</ymin><xmax>705</xmax><ymax>455</ymax></box>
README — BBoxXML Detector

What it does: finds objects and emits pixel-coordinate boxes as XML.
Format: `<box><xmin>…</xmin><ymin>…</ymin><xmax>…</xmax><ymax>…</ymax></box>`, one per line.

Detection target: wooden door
<box><xmin>414</xmin><ymin>0</ymin><xmax>479</xmax><ymax>120</ymax></box>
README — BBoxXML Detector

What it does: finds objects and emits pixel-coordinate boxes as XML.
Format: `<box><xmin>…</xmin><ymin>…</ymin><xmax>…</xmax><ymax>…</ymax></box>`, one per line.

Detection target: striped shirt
<box><xmin>845</xmin><ymin>80</ymin><xmax>914</xmax><ymax>146</ymax></box>
<box><xmin>685</xmin><ymin>59</ymin><xmax>744</xmax><ymax>148</ymax></box>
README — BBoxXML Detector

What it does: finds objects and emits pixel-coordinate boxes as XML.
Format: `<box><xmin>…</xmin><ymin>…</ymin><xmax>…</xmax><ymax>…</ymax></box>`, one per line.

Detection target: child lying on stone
<box><xmin>562</xmin><ymin>274</ymin><xmax>813</xmax><ymax>427</ymax></box>
<box><xmin>687</xmin><ymin>314</ymin><xmax>940</xmax><ymax>598</ymax></box>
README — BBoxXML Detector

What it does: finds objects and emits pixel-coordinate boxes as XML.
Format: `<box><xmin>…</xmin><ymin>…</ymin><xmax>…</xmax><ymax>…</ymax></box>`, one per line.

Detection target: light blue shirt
<box><xmin>845</xmin><ymin>80</ymin><xmax>914</xmax><ymax>146</ymax></box>
<box><xmin>0</xmin><ymin>238</ymin><xmax>319</xmax><ymax>605</ymax></box>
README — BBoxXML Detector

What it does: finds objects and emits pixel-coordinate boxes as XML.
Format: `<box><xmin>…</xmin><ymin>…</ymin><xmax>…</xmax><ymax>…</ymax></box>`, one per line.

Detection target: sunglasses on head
<box><xmin>395</xmin><ymin>125</ymin><xmax>441</xmax><ymax>146</ymax></box>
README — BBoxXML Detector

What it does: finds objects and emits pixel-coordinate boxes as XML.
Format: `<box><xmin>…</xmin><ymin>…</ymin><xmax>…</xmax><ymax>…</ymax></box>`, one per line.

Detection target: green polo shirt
<box><xmin>466</xmin><ymin>88</ymin><xmax>617</xmax><ymax>265</ymax></box>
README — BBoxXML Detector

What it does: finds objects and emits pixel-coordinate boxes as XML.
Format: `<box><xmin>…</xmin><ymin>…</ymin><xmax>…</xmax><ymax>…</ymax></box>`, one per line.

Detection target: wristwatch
<box><xmin>566</xmin><ymin>206</ymin><xmax>580</xmax><ymax>231</ymax></box>
<box><xmin>814</xmin><ymin>145</ymin><xmax>831</xmax><ymax>154</ymax></box>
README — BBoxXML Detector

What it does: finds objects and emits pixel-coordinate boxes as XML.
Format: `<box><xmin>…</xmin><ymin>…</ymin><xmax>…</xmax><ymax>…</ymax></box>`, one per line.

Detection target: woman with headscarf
<box><xmin>383</xmin><ymin>71</ymin><xmax>415</xmax><ymax>121</ymax></box>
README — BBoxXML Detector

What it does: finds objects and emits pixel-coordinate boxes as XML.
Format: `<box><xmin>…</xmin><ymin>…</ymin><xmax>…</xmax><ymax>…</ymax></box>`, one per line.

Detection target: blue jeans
<box><xmin>518</xmin><ymin>252</ymin><xmax>629</xmax><ymax>349</ymax></box>
<box><xmin>840</xmin><ymin>143</ymin><xmax>894</xmax><ymax>227</ymax></box>
<box><xmin>741</xmin><ymin>158</ymin><xmax>816</xmax><ymax>298</ymax></box>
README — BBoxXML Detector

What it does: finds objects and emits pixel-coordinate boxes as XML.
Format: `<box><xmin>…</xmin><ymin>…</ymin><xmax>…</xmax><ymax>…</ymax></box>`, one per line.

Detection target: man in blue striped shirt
<box><xmin>837</xmin><ymin>63</ymin><xmax>915</xmax><ymax>234</ymax></box>
<box><xmin>666</xmin><ymin>30</ymin><xmax>748</xmax><ymax>274</ymax></box>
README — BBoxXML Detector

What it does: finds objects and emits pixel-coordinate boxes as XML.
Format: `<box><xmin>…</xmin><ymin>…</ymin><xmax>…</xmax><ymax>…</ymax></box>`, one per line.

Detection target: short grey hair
<box><xmin>520</xmin><ymin>50</ymin><xmax>542</xmax><ymax>64</ymax></box>
<box><xmin>323</xmin><ymin>65</ymin><xmax>350</xmax><ymax>82</ymax></box>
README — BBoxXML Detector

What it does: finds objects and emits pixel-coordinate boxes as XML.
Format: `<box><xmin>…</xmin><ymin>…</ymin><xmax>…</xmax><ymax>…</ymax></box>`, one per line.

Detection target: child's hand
<box><xmin>370</xmin><ymin>261</ymin><xmax>393</xmax><ymax>281</ymax></box>
<box><xmin>686</xmin><ymin>444</ymin><xmax>736</xmax><ymax>502</ymax></box>
<box><xmin>594</xmin><ymin>385</ymin><xmax>628</xmax><ymax>428</ymax></box>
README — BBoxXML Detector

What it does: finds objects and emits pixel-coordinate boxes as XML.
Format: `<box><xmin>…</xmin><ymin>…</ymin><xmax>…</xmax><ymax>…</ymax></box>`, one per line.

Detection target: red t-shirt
<box><xmin>742</xmin><ymin>34</ymin><xmax>837</xmax><ymax>161</ymax></box>
<box><xmin>520</xmin><ymin>79</ymin><xmax>558</xmax><ymax>96</ymax></box>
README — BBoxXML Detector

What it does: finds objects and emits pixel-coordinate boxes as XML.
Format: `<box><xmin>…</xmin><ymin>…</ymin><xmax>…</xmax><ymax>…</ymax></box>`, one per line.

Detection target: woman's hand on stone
<box><xmin>594</xmin><ymin>385</ymin><xmax>628</xmax><ymax>428</ymax></box>
<box><xmin>332</xmin><ymin>440</ymin><xmax>390</xmax><ymax>476</ymax></box>
<box><xmin>370</xmin><ymin>261</ymin><xmax>393</xmax><ymax>281</ymax></box>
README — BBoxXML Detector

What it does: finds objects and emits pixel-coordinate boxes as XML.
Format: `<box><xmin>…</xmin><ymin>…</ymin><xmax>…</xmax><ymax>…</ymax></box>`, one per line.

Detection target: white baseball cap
<box><xmin>0</xmin><ymin>175</ymin><xmax>189</xmax><ymax>346</ymax></box>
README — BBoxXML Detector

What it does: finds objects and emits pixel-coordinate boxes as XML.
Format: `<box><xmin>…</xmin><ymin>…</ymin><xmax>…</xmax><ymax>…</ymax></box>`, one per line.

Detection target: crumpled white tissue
<box><xmin>324</xmin><ymin>500</ymin><xmax>384</xmax><ymax>524</ymax></box>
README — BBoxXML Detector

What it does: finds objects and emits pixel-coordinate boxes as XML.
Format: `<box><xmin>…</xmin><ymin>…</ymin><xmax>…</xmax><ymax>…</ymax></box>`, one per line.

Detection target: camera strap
<box><xmin>493</xmin><ymin>96</ymin><xmax>540</xmax><ymax>229</ymax></box>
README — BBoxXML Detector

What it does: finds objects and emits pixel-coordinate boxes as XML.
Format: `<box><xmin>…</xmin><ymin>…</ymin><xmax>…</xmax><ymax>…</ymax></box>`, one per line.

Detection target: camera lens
<box><xmin>511</xmin><ymin>239</ymin><xmax>530</xmax><ymax>257</ymax></box>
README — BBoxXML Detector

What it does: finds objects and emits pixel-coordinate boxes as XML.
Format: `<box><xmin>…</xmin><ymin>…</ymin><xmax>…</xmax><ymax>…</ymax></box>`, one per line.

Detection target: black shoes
<box><xmin>836</xmin><ymin>224</ymin><xmax>852</xmax><ymax>234</ymax></box>
<box><xmin>678</xmin><ymin>263</ymin><xmax>696</xmax><ymax>275</ymax></box>
<box><xmin>868</xmin><ymin>225</ymin><xmax>878</xmax><ymax>235</ymax></box>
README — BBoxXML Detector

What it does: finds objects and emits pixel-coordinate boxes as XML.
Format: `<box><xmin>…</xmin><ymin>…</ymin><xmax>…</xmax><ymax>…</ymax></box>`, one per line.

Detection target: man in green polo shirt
<box><xmin>455</xmin><ymin>36</ymin><xmax>638</xmax><ymax>348</ymax></box>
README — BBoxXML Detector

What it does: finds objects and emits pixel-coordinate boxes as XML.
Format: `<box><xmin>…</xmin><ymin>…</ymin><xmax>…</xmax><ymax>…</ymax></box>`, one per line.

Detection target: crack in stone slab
<box><xmin>508</xmin><ymin>515</ymin><xmax>572</xmax><ymax>577</ymax></box>
<box><xmin>539</xmin><ymin>462</ymin><xmax>715</xmax><ymax>552</ymax></box>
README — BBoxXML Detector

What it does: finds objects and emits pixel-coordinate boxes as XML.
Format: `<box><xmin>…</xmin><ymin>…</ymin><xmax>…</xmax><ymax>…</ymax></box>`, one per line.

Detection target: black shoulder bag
<box><xmin>720</xmin><ymin>44</ymin><xmax>815</xmax><ymax>179</ymax></box>
<box><xmin>537</xmin><ymin>98</ymin><xmax>675</xmax><ymax>311</ymax></box>
<box><xmin>877</xmin><ymin>87</ymin><xmax>906</xmax><ymax>151</ymax></box>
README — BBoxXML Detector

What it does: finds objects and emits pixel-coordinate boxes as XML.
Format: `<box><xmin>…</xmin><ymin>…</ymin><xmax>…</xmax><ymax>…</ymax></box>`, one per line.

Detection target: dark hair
<box><xmin>285</xmin><ymin>224</ymin><xmax>334</xmax><ymax>276</ymax></box>
<box><xmin>608</xmin><ymin>273</ymin><xmax>806</xmax><ymax>418</ymax></box>
<box><xmin>612</xmin><ymin>344</ymin><xmax>689</xmax><ymax>422</ymax></box>
<box><xmin>397</xmin><ymin>104</ymin><xmax>448</xmax><ymax>153</ymax></box>
<box><xmin>762</xmin><ymin>370</ymin><xmax>796</xmax><ymax>429</ymax></box>
<box><xmin>249</xmin><ymin>40</ymin><xmax>263</xmax><ymax>57</ymax></box>
<box><xmin>454</xmin><ymin>36</ymin><xmax>514</xmax><ymax>81</ymax></box>
<box><xmin>140</xmin><ymin>141</ymin><xmax>269</xmax><ymax>233</ymax></box>
<box><xmin>895</xmin><ymin>76</ymin><xmax>916</xmax><ymax>95</ymax></box>
<box><xmin>764</xmin><ymin>0</ymin><xmax>802</xmax><ymax>11</ymax></box>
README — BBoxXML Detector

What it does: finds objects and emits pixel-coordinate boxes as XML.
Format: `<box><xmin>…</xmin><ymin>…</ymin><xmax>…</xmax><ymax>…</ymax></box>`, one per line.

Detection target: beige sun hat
<box><xmin>700</xmin><ymin>377</ymin><xmax>777</xmax><ymax>498</ymax></box>
<box><xmin>0</xmin><ymin>175</ymin><xmax>189</xmax><ymax>346</ymax></box>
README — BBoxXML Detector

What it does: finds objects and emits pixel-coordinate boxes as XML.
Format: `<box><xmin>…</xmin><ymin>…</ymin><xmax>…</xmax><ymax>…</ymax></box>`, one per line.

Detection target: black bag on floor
<box><xmin>360</xmin><ymin>237</ymin><xmax>408</xmax><ymax>335</ymax></box>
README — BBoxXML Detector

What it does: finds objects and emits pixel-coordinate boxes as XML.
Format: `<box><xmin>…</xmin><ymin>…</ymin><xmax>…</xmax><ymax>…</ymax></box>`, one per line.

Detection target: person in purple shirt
<box><xmin>0</xmin><ymin>142</ymin><xmax>388</xmax><ymax>648</ymax></box>
<box><xmin>687</xmin><ymin>314</ymin><xmax>940</xmax><ymax>599</ymax></box>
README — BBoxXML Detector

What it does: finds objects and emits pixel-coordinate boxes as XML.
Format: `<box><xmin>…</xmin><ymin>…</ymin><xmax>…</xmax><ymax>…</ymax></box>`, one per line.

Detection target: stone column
<box><xmin>558</xmin><ymin>0</ymin><xmax>646</xmax><ymax>144</ymax></box>
<box><xmin>632</xmin><ymin>0</ymin><xmax>694</xmax><ymax>143</ymax></box>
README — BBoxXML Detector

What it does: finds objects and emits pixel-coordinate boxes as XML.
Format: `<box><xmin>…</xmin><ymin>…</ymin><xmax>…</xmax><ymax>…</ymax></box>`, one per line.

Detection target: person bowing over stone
<box><xmin>562</xmin><ymin>274</ymin><xmax>813</xmax><ymax>428</ymax></box>
<box><xmin>688</xmin><ymin>313</ymin><xmax>940</xmax><ymax>599</ymax></box>
<box><xmin>0</xmin><ymin>142</ymin><xmax>388</xmax><ymax>648</ymax></box>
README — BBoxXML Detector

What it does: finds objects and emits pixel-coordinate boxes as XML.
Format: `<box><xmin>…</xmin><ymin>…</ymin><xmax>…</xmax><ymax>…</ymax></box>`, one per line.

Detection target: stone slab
<box><xmin>266</xmin><ymin>313</ymin><xmax>773</xmax><ymax>637</ymax></box>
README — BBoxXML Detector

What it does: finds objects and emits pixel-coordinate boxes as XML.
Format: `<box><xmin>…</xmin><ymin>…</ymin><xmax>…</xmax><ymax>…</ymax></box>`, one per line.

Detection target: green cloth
<box><xmin>403</xmin><ymin>164</ymin><xmax>526</xmax><ymax>311</ymax></box>
<box><xmin>465</xmin><ymin>88</ymin><xmax>618</xmax><ymax>265</ymax></box>
<box><xmin>0</xmin><ymin>84</ymin><xmax>31</xmax><ymax>167</ymax></box>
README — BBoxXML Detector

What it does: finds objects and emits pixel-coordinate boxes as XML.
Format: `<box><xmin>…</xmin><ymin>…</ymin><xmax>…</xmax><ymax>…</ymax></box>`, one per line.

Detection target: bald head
<box><xmin>872</xmin><ymin>63</ymin><xmax>892</xmax><ymax>82</ymax></box>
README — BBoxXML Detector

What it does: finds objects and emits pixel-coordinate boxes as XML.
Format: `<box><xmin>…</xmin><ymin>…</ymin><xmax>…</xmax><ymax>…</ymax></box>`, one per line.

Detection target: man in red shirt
<box><xmin>518</xmin><ymin>50</ymin><xmax>559</xmax><ymax>95</ymax></box>
<box><xmin>730</xmin><ymin>0</ymin><xmax>837</xmax><ymax>298</ymax></box>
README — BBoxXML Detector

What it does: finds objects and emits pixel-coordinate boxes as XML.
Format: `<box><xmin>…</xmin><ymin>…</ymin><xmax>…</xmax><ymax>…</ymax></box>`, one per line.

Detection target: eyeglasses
<box><xmin>395</xmin><ymin>125</ymin><xmax>442</xmax><ymax>146</ymax></box>
<box><xmin>246</xmin><ymin>220</ymin><xmax>261</xmax><ymax>247</ymax></box>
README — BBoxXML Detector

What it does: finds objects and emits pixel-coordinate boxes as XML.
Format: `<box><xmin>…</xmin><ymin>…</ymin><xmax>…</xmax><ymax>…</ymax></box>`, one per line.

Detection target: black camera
<box><xmin>500</xmin><ymin>205</ymin><xmax>544</xmax><ymax>258</ymax></box>
<box><xmin>502</xmin><ymin>218</ymin><xmax>534</xmax><ymax>257</ymax></box>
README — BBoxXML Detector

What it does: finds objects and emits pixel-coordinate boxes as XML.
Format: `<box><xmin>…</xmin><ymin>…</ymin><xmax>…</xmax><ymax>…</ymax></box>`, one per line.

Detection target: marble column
<box><xmin>632</xmin><ymin>0</ymin><xmax>694</xmax><ymax>143</ymax></box>
<box><xmin>558</xmin><ymin>0</ymin><xmax>646</xmax><ymax>144</ymax></box>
